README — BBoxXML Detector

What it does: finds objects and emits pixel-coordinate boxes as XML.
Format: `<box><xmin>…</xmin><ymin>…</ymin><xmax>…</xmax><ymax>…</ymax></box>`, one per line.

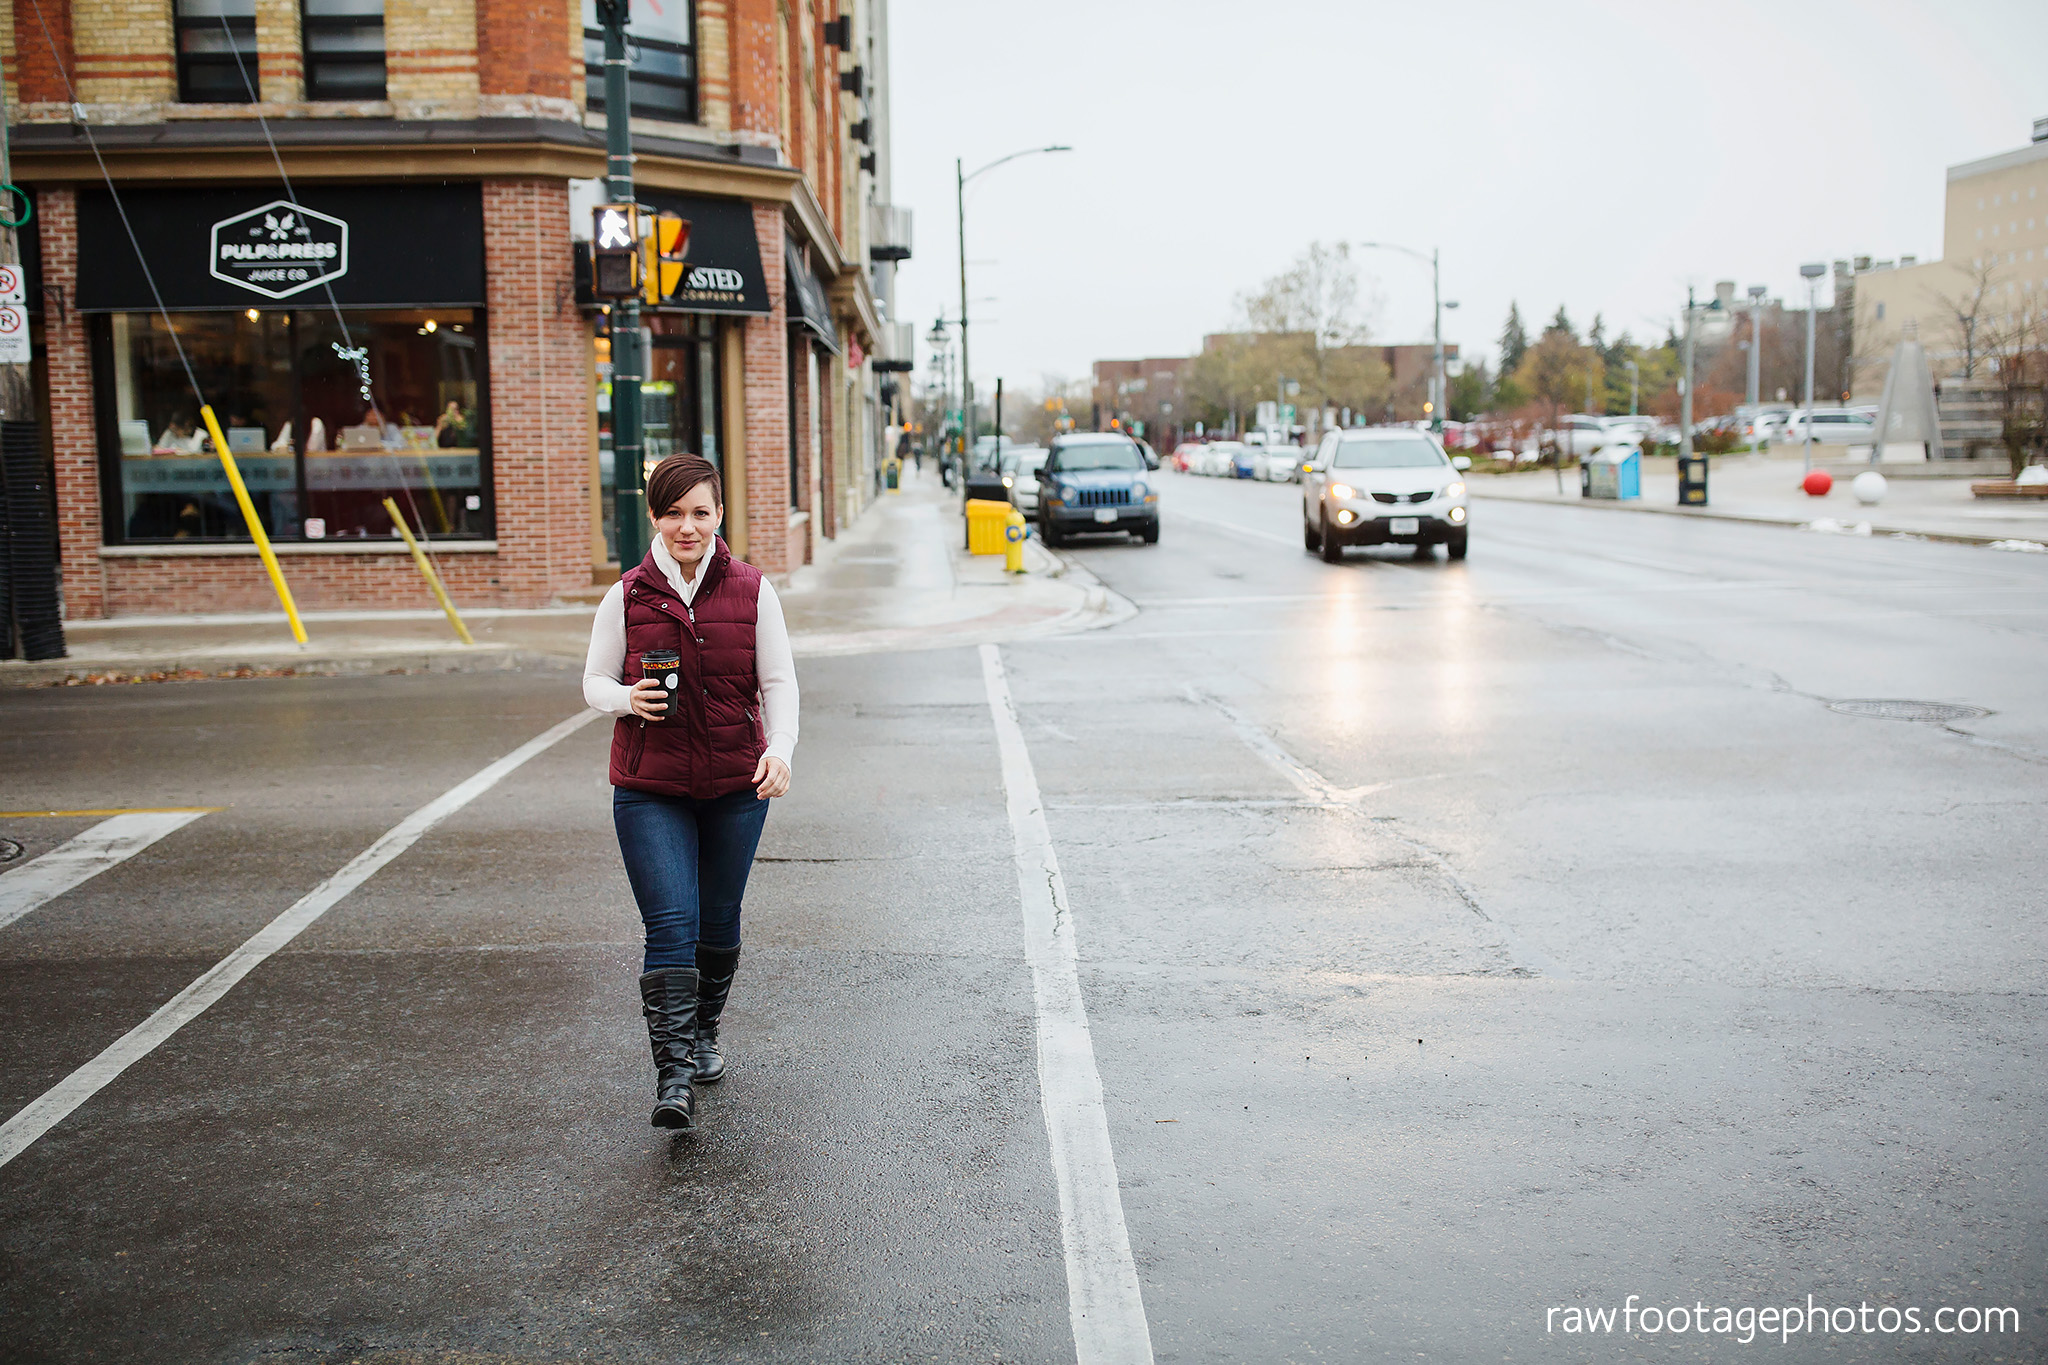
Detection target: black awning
<box><xmin>75</xmin><ymin>183</ymin><xmax>485</xmax><ymax>311</ymax></box>
<box><xmin>783</xmin><ymin>240</ymin><xmax>841</xmax><ymax>354</ymax></box>
<box><xmin>636</xmin><ymin>190</ymin><xmax>771</xmax><ymax>316</ymax></box>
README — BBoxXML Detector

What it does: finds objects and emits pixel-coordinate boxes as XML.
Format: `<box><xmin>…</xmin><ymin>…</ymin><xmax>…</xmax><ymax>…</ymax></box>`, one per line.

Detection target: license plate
<box><xmin>1094</xmin><ymin>508</ymin><xmax>1118</xmax><ymax>523</ymax></box>
<box><xmin>1389</xmin><ymin>517</ymin><xmax>1419</xmax><ymax>535</ymax></box>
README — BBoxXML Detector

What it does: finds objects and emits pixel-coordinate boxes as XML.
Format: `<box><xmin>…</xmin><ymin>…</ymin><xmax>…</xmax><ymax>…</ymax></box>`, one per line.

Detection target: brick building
<box><xmin>3</xmin><ymin>0</ymin><xmax>912</xmax><ymax>618</ymax></box>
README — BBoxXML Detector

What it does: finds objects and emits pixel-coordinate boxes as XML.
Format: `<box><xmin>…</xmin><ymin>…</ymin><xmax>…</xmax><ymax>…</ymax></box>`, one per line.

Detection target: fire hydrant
<box><xmin>1004</xmin><ymin>509</ymin><xmax>1027</xmax><ymax>574</ymax></box>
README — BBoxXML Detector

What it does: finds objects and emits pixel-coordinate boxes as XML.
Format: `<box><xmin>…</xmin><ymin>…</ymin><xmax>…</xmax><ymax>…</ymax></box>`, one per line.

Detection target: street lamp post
<box><xmin>1745</xmin><ymin>284</ymin><xmax>1767</xmax><ymax>431</ymax></box>
<box><xmin>596</xmin><ymin>0</ymin><xmax>647</xmax><ymax>568</ymax></box>
<box><xmin>1799</xmin><ymin>262</ymin><xmax>1825</xmax><ymax>473</ymax></box>
<box><xmin>1627</xmin><ymin>359</ymin><xmax>1640</xmax><ymax>415</ymax></box>
<box><xmin>1359</xmin><ymin>242</ymin><xmax>1447</xmax><ymax>433</ymax></box>
<box><xmin>957</xmin><ymin>144</ymin><xmax>1070</xmax><ymax>478</ymax></box>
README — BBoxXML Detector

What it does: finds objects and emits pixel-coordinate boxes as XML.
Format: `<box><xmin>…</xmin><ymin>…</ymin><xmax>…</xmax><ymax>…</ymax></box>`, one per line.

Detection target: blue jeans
<box><xmin>613</xmin><ymin>786</ymin><xmax>770</xmax><ymax>973</ymax></box>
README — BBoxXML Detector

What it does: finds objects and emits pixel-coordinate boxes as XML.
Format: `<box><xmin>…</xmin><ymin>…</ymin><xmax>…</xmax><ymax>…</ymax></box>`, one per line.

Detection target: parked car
<box><xmin>1301</xmin><ymin>428</ymin><xmax>1471</xmax><ymax>561</ymax></box>
<box><xmin>1543</xmin><ymin>414</ymin><xmax>1628</xmax><ymax>458</ymax></box>
<box><xmin>1602</xmin><ymin>415</ymin><xmax>1659</xmax><ymax>443</ymax></box>
<box><xmin>1254</xmin><ymin>444</ymin><xmax>1302</xmax><ymax>482</ymax></box>
<box><xmin>1168</xmin><ymin>441</ymin><xmax>1206</xmax><ymax>473</ymax></box>
<box><xmin>1038</xmin><ymin>433</ymin><xmax>1160</xmax><ymax>547</ymax></box>
<box><xmin>1195</xmin><ymin>440</ymin><xmax>1246</xmax><ymax>477</ymax></box>
<box><xmin>1781</xmin><ymin>408</ymin><xmax>1877</xmax><ymax>444</ymax></box>
<box><xmin>1000</xmin><ymin>445</ymin><xmax>1050</xmax><ymax>515</ymax></box>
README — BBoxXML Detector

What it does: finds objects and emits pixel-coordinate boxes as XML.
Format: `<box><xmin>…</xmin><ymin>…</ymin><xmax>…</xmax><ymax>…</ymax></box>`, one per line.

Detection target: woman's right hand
<box><xmin>628</xmin><ymin>676</ymin><xmax>669</xmax><ymax>720</ymax></box>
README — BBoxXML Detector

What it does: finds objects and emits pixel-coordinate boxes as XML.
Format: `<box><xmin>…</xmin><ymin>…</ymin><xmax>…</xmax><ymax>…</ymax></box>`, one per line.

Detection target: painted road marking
<box><xmin>980</xmin><ymin>643</ymin><xmax>1154</xmax><ymax>1365</ymax></box>
<box><xmin>0</xmin><ymin>811</ymin><xmax>211</xmax><ymax>932</ymax></box>
<box><xmin>0</xmin><ymin>709</ymin><xmax>603</xmax><ymax>1172</ymax></box>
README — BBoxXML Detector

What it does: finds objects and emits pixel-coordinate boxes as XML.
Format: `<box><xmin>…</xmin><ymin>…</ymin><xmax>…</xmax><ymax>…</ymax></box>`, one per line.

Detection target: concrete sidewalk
<box><xmin>1471</xmin><ymin>451</ymin><xmax>2048</xmax><ymax>547</ymax></box>
<box><xmin>0</xmin><ymin>467</ymin><xmax>1131</xmax><ymax>686</ymax></box>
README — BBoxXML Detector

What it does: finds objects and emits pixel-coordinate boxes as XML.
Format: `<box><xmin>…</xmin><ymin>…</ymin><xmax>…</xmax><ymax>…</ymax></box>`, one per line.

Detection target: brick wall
<box><xmin>6</xmin><ymin>0</ymin><xmax>76</xmax><ymax>107</ymax></box>
<box><xmin>41</xmin><ymin>187</ymin><xmax>104</xmax><ymax>621</ymax></box>
<box><xmin>386</xmin><ymin>0</ymin><xmax>480</xmax><ymax>114</ymax></box>
<box><xmin>740</xmin><ymin>200</ymin><xmax>789</xmax><ymax>576</ymax></box>
<box><xmin>479</xmin><ymin>177</ymin><xmax>592</xmax><ymax>603</ymax></box>
<box><xmin>476</xmin><ymin>0</ymin><xmax>569</xmax><ymax>99</ymax></box>
<box><xmin>71</xmin><ymin>0</ymin><xmax>172</xmax><ymax>104</ymax></box>
<box><xmin>254</xmin><ymin>0</ymin><xmax>302</xmax><ymax>102</ymax></box>
<box><xmin>695</xmin><ymin>0</ymin><xmax>729</xmax><ymax>131</ymax></box>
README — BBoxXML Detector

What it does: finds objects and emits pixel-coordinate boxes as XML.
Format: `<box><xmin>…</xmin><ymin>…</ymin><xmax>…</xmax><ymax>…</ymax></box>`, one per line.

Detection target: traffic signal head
<box><xmin>642</xmin><ymin>214</ymin><xmax>691</xmax><ymax>305</ymax></box>
<box><xmin>591</xmin><ymin>203</ymin><xmax>640</xmax><ymax>298</ymax></box>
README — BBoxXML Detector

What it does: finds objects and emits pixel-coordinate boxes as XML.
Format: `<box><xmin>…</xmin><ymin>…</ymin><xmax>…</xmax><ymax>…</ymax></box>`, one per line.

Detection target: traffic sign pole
<box><xmin>597</xmin><ymin>0</ymin><xmax>647</xmax><ymax>572</ymax></box>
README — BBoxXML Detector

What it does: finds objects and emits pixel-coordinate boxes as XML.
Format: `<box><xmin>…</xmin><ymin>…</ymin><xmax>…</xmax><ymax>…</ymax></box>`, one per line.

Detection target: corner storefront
<box><xmin>32</xmin><ymin>176</ymin><xmax>593</xmax><ymax>618</ymax></box>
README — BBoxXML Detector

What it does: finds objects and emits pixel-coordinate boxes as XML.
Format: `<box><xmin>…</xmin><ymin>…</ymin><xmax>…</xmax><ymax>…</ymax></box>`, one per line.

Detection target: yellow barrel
<box><xmin>966</xmin><ymin>498</ymin><xmax>1012</xmax><ymax>556</ymax></box>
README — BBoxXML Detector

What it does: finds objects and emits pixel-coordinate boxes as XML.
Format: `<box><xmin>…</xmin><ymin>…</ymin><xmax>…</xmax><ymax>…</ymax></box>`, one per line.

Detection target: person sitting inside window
<box><xmin>155</xmin><ymin>416</ymin><xmax>205</xmax><ymax>453</ymax></box>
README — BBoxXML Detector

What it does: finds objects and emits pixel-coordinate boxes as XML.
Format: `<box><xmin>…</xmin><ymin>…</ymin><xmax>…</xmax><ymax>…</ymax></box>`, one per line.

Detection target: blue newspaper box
<box><xmin>1582</xmin><ymin>445</ymin><xmax>1641</xmax><ymax>500</ymax></box>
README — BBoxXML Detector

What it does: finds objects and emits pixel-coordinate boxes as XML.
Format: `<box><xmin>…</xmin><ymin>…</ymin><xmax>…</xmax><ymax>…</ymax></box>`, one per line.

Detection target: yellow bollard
<box><xmin>199</xmin><ymin>404</ymin><xmax>307</xmax><ymax>644</ymax></box>
<box><xmin>1004</xmin><ymin>509</ymin><xmax>1027</xmax><ymax>574</ymax></box>
<box><xmin>382</xmin><ymin>497</ymin><xmax>476</xmax><ymax>645</ymax></box>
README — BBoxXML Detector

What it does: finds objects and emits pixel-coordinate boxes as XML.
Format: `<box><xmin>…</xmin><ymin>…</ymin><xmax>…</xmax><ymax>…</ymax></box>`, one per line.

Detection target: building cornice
<box><xmin>1947</xmin><ymin>138</ymin><xmax>2048</xmax><ymax>182</ymax></box>
<box><xmin>9</xmin><ymin>117</ymin><xmax>803</xmax><ymax>204</ymax></box>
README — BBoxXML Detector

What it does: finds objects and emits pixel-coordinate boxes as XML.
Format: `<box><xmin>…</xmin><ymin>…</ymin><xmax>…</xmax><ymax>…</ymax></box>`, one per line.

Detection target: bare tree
<box><xmin>1238</xmin><ymin>242</ymin><xmax>1381</xmax><ymax>404</ymax></box>
<box><xmin>1973</xmin><ymin>298</ymin><xmax>2047</xmax><ymax>475</ymax></box>
<box><xmin>1933</xmin><ymin>259</ymin><xmax>1998</xmax><ymax>381</ymax></box>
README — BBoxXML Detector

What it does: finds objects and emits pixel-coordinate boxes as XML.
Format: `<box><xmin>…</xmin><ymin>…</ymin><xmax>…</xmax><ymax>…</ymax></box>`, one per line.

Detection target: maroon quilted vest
<box><xmin>607</xmin><ymin>536</ymin><xmax>766</xmax><ymax>799</ymax></box>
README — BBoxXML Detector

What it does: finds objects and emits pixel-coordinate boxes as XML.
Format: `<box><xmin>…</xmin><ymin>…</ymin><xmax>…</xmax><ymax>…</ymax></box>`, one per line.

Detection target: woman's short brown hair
<box><xmin>645</xmin><ymin>454</ymin><xmax>723</xmax><ymax>518</ymax></box>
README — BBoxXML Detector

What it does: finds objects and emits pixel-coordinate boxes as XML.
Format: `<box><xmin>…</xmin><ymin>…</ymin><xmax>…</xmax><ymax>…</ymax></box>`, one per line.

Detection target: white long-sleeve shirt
<box><xmin>582</xmin><ymin>536</ymin><xmax>799</xmax><ymax>768</ymax></box>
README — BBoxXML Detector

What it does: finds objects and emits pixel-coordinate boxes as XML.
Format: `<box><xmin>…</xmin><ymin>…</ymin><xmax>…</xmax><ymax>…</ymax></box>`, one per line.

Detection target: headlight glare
<box><xmin>1328</xmin><ymin>482</ymin><xmax>1357</xmax><ymax>501</ymax></box>
<box><xmin>1445</xmin><ymin>480</ymin><xmax>1465</xmax><ymax>498</ymax></box>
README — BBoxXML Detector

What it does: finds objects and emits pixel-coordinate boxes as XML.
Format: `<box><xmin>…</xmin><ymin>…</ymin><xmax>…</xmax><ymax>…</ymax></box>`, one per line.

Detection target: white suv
<box><xmin>1302</xmin><ymin>429</ymin><xmax>1471</xmax><ymax>562</ymax></box>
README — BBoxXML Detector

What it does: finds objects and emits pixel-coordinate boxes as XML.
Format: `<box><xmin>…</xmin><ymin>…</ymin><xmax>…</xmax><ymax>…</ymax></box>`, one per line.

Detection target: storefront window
<box><xmin>582</xmin><ymin>0</ymin><xmax>696</xmax><ymax>124</ymax></box>
<box><xmin>594</xmin><ymin>313</ymin><xmax>720</xmax><ymax>562</ymax></box>
<box><xmin>100</xmin><ymin>308</ymin><xmax>489</xmax><ymax>543</ymax></box>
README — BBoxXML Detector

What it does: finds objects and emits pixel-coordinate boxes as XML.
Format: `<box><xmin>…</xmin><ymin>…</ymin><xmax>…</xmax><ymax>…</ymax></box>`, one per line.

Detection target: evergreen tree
<box><xmin>1547</xmin><ymin>305</ymin><xmax>1575</xmax><ymax>341</ymax></box>
<box><xmin>1499</xmin><ymin>302</ymin><xmax>1528</xmax><ymax>376</ymax></box>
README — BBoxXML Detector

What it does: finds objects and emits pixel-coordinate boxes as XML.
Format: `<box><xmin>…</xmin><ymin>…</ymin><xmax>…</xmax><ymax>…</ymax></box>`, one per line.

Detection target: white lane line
<box><xmin>980</xmin><ymin>644</ymin><xmax>1154</xmax><ymax>1365</ymax></box>
<box><xmin>1182</xmin><ymin>685</ymin><xmax>1563</xmax><ymax>977</ymax></box>
<box><xmin>0</xmin><ymin>709</ymin><xmax>603</xmax><ymax>1172</ymax></box>
<box><xmin>0</xmin><ymin>812</ymin><xmax>210</xmax><ymax>932</ymax></box>
<box><xmin>1182</xmin><ymin>683</ymin><xmax>1388</xmax><ymax>805</ymax></box>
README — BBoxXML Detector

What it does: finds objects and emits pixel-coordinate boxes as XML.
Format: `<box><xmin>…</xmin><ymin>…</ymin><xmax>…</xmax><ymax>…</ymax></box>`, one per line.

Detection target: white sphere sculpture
<box><xmin>1852</xmin><ymin>470</ymin><xmax>1887</xmax><ymax>506</ymax></box>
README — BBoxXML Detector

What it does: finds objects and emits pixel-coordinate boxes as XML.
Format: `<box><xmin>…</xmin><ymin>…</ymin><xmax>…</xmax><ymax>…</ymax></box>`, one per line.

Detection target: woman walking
<box><xmin>583</xmin><ymin>454</ymin><xmax>797</xmax><ymax>1130</ymax></box>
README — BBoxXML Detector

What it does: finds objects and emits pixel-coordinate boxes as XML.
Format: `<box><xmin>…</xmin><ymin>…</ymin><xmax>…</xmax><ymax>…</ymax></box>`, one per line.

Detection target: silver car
<box><xmin>1001</xmin><ymin>445</ymin><xmax>1050</xmax><ymax>514</ymax></box>
<box><xmin>1302</xmin><ymin>428</ymin><xmax>1472</xmax><ymax>561</ymax></box>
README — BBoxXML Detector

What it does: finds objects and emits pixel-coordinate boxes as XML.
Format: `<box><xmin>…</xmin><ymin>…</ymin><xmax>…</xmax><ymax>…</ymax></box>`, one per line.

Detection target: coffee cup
<box><xmin>639</xmin><ymin>649</ymin><xmax>681</xmax><ymax>722</ymax></box>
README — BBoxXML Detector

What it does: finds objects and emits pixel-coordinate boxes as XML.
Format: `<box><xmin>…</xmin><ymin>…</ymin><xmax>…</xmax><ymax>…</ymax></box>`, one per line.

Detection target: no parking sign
<box><xmin>0</xmin><ymin>264</ymin><xmax>27</xmax><ymax>363</ymax></box>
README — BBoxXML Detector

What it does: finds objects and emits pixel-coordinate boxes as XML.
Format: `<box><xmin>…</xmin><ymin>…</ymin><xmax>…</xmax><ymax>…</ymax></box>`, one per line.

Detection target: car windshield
<box><xmin>1051</xmin><ymin>441</ymin><xmax>1144</xmax><ymax>472</ymax></box>
<box><xmin>1331</xmin><ymin>437</ymin><xmax>1446</xmax><ymax>469</ymax></box>
<box><xmin>1004</xmin><ymin>450</ymin><xmax>1048</xmax><ymax>476</ymax></box>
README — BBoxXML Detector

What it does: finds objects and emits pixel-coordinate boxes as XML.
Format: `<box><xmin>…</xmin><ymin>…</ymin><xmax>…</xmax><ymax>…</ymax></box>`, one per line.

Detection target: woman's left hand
<box><xmin>753</xmin><ymin>755</ymin><xmax>791</xmax><ymax>800</ymax></box>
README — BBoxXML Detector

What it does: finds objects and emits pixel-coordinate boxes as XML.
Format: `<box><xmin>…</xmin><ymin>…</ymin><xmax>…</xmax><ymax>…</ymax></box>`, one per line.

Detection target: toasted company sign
<box><xmin>210</xmin><ymin>200</ymin><xmax>350</xmax><ymax>300</ymax></box>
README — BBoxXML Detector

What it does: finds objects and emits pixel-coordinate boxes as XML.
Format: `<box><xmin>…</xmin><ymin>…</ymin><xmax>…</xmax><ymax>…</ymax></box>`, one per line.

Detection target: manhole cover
<box><xmin>0</xmin><ymin>838</ymin><xmax>22</xmax><ymax>864</ymax></box>
<box><xmin>1828</xmin><ymin>699</ymin><xmax>1991</xmax><ymax>723</ymax></box>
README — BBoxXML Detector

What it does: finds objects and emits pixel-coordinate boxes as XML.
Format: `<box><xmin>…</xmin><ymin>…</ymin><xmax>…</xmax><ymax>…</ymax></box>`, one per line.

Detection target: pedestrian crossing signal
<box><xmin>591</xmin><ymin>203</ymin><xmax>640</xmax><ymax>298</ymax></box>
<box><xmin>642</xmin><ymin>214</ymin><xmax>692</xmax><ymax>305</ymax></box>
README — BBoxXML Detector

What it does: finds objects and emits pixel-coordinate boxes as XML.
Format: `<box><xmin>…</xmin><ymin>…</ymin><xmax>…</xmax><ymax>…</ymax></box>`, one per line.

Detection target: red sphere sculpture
<box><xmin>1801</xmin><ymin>470</ymin><xmax>1833</xmax><ymax>496</ymax></box>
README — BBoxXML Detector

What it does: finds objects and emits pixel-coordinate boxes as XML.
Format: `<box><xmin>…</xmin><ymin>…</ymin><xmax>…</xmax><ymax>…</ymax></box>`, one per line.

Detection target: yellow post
<box><xmin>199</xmin><ymin>405</ymin><xmax>307</xmax><ymax>644</ymax></box>
<box><xmin>382</xmin><ymin>497</ymin><xmax>476</xmax><ymax>645</ymax></box>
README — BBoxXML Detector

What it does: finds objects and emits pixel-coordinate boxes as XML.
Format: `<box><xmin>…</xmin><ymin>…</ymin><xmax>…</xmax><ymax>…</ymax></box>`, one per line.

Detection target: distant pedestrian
<box><xmin>583</xmin><ymin>454</ymin><xmax>799</xmax><ymax>1130</ymax></box>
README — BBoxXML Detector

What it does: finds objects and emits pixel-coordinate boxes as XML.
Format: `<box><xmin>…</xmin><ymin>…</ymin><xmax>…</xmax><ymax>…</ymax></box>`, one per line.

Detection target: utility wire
<box><xmin>24</xmin><ymin>0</ymin><xmax>201</xmax><ymax>402</ymax></box>
<box><xmin>214</xmin><ymin>13</ymin><xmax>453</xmax><ymax>561</ymax></box>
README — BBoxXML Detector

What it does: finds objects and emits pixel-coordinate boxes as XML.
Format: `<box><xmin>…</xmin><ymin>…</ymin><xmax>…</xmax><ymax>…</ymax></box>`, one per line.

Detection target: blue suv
<box><xmin>1037</xmin><ymin>434</ymin><xmax>1160</xmax><ymax>548</ymax></box>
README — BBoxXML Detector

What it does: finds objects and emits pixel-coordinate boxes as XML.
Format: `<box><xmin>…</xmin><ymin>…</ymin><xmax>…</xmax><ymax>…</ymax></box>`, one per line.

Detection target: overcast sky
<box><xmin>887</xmin><ymin>0</ymin><xmax>2048</xmax><ymax>393</ymax></box>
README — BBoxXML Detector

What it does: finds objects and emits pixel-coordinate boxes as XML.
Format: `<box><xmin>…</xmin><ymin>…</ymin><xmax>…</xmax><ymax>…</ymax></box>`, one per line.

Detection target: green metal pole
<box><xmin>600</xmin><ymin>0</ymin><xmax>647</xmax><ymax>569</ymax></box>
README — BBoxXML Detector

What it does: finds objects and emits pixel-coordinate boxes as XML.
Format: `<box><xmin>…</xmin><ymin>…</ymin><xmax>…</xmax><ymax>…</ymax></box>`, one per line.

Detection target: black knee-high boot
<box><xmin>692</xmin><ymin>947</ymin><xmax>740</xmax><ymax>1083</ymax></box>
<box><xmin>639</xmin><ymin>967</ymin><xmax>699</xmax><ymax>1129</ymax></box>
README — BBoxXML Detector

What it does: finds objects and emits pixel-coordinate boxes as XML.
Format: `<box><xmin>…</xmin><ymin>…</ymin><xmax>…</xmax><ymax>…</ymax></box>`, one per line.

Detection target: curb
<box><xmin>1468</xmin><ymin>488</ymin><xmax>2033</xmax><ymax>548</ymax></box>
<box><xmin>0</xmin><ymin>646</ymin><xmax>577</xmax><ymax>688</ymax></box>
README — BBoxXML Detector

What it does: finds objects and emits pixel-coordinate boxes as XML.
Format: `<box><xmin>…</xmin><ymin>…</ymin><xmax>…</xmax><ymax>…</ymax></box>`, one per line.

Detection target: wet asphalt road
<box><xmin>2</xmin><ymin>472</ymin><xmax>2045</xmax><ymax>1364</ymax></box>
